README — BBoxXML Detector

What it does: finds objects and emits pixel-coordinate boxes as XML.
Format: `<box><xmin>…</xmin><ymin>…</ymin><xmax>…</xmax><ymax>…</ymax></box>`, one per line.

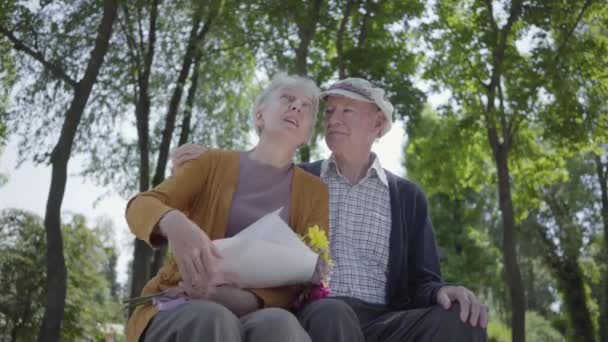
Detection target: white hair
<box><xmin>251</xmin><ymin>73</ymin><xmax>320</xmax><ymax>140</ymax></box>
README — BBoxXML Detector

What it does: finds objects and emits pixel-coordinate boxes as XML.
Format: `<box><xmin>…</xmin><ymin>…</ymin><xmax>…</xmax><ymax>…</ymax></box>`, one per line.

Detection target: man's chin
<box><xmin>325</xmin><ymin>138</ymin><xmax>349</xmax><ymax>154</ymax></box>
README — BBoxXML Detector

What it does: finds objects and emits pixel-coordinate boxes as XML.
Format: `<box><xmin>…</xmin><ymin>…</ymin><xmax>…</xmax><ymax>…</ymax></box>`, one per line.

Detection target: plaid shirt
<box><xmin>321</xmin><ymin>154</ymin><xmax>392</xmax><ymax>304</ymax></box>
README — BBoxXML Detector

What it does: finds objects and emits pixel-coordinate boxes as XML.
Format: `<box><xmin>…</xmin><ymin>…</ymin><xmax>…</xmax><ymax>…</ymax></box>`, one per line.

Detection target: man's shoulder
<box><xmin>298</xmin><ymin>159</ymin><xmax>325</xmax><ymax>177</ymax></box>
<box><xmin>384</xmin><ymin>169</ymin><xmax>425</xmax><ymax>196</ymax></box>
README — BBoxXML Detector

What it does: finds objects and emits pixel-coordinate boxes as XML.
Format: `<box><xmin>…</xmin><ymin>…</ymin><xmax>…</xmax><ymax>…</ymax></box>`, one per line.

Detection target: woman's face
<box><xmin>256</xmin><ymin>86</ymin><xmax>315</xmax><ymax>146</ymax></box>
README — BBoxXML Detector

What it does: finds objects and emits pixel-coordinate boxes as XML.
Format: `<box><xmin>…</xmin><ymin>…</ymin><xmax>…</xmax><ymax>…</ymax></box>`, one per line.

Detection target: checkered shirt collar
<box><xmin>321</xmin><ymin>153</ymin><xmax>388</xmax><ymax>187</ymax></box>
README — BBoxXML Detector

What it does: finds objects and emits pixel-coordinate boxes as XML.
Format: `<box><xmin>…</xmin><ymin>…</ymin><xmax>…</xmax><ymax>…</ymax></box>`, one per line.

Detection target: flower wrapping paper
<box><xmin>212</xmin><ymin>207</ymin><xmax>319</xmax><ymax>288</ymax></box>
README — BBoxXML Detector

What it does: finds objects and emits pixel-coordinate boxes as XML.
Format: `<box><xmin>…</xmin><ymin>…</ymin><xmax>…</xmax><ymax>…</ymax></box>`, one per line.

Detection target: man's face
<box><xmin>323</xmin><ymin>95</ymin><xmax>384</xmax><ymax>156</ymax></box>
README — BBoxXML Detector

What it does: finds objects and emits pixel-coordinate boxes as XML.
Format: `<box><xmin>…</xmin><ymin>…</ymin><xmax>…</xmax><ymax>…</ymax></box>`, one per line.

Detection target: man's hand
<box><xmin>170</xmin><ymin>144</ymin><xmax>208</xmax><ymax>174</ymax></box>
<box><xmin>159</xmin><ymin>210</ymin><xmax>223</xmax><ymax>297</ymax></box>
<box><xmin>436</xmin><ymin>285</ymin><xmax>488</xmax><ymax>328</ymax></box>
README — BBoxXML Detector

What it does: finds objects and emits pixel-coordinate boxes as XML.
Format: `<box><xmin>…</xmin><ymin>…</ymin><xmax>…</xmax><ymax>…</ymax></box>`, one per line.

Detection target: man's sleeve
<box><xmin>408</xmin><ymin>187</ymin><xmax>445</xmax><ymax>308</ymax></box>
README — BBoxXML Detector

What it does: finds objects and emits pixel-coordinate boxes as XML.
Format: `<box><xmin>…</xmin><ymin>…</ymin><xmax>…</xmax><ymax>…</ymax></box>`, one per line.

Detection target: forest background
<box><xmin>1</xmin><ymin>1</ymin><xmax>607</xmax><ymax>341</ymax></box>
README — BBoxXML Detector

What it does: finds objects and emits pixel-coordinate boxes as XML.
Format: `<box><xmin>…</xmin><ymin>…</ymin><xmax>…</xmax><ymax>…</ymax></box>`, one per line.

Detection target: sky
<box><xmin>0</xmin><ymin>120</ymin><xmax>408</xmax><ymax>285</ymax></box>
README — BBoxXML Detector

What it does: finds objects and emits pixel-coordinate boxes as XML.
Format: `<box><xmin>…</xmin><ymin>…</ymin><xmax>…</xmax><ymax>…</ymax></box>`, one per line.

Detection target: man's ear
<box><xmin>373</xmin><ymin>111</ymin><xmax>386</xmax><ymax>137</ymax></box>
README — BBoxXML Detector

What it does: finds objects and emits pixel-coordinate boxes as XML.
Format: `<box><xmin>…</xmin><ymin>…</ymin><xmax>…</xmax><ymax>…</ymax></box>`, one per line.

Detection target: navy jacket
<box><xmin>300</xmin><ymin>160</ymin><xmax>444</xmax><ymax>310</ymax></box>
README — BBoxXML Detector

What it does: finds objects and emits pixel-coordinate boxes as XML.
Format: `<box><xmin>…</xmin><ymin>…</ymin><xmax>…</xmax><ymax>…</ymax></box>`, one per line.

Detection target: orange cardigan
<box><xmin>125</xmin><ymin>149</ymin><xmax>329</xmax><ymax>342</ymax></box>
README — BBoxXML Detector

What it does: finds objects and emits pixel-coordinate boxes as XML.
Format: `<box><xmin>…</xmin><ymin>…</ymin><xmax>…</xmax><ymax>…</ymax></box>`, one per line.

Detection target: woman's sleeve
<box><xmin>125</xmin><ymin>152</ymin><xmax>216</xmax><ymax>246</ymax></box>
<box><xmin>249</xmin><ymin>179</ymin><xmax>330</xmax><ymax>308</ymax></box>
<box><xmin>307</xmin><ymin>182</ymin><xmax>330</xmax><ymax>236</ymax></box>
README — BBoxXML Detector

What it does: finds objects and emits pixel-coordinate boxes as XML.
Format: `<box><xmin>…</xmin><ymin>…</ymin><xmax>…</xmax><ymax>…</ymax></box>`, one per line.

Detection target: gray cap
<box><xmin>321</xmin><ymin>78</ymin><xmax>394</xmax><ymax>137</ymax></box>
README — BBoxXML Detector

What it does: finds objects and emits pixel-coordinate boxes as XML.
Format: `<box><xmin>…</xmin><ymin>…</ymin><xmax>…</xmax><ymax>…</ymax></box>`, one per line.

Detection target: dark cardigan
<box><xmin>300</xmin><ymin>160</ymin><xmax>444</xmax><ymax>309</ymax></box>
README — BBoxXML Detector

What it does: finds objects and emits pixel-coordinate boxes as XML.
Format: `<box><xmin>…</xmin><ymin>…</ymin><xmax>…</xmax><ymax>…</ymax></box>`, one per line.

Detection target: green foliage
<box><xmin>489</xmin><ymin>312</ymin><xmax>567</xmax><ymax>342</ymax></box>
<box><xmin>0</xmin><ymin>209</ymin><xmax>123</xmax><ymax>341</ymax></box>
<box><xmin>405</xmin><ymin>106</ymin><xmax>493</xmax><ymax>199</ymax></box>
<box><xmin>526</xmin><ymin>312</ymin><xmax>567</xmax><ymax>342</ymax></box>
<box><xmin>405</xmin><ymin>106</ymin><xmax>506</xmax><ymax>311</ymax></box>
<box><xmin>418</xmin><ymin>1</ymin><xmax>608</xmax><ymax>339</ymax></box>
<box><xmin>2</xmin><ymin>0</ymin><xmax>607</xmax><ymax>340</ymax></box>
<box><xmin>488</xmin><ymin>319</ymin><xmax>511</xmax><ymax>342</ymax></box>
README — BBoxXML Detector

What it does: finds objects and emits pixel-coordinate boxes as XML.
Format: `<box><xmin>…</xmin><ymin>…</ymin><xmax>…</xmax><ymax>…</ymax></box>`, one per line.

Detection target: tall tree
<box><xmin>117</xmin><ymin>0</ymin><xmax>161</xmax><ymax>314</ymax></box>
<box><xmin>423</xmin><ymin>1</ymin><xmax>599</xmax><ymax>339</ymax></box>
<box><xmin>72</xmin><ymin>0</ymin><xmax>258</xmax><ymax>301</ymax></box>
<box><xmin>282</xmin><ymin>0</ymin><xmax>326</xmax><ymax>162</ymax></box>
<box><xmin>527</xmin><ymin>155</ymin><xmax>598</xmax><ymax>342</ymax></box>
<box><xmin>0</xmin><ymin>209</ymin><xmax>122</xmax><ymax>341</ymax></box>
<box><xmin>147</xmin><ymin>0</ymin><xmax>227</xmax><ymax>279</ymax></box>
<box><xmin>597</xmin><ymin>151</ymin><xmax>608</xmax><ymax>342</ymax></box>
<box><xmin>0</xmin><ymin>1</ymin><xmax>117</xmax><ymax>340</ymax></box>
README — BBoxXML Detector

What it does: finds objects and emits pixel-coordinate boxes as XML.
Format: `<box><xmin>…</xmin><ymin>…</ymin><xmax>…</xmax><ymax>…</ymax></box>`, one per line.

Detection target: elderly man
<box><xmin>294</xmin><ymin>78</ymin><xmax>487</xmax><ymax>341</ymax></box>
<box><xmin>172</xmin><ymin>78</ymin><xmax>488</xmax><ymax>341</ymax></box>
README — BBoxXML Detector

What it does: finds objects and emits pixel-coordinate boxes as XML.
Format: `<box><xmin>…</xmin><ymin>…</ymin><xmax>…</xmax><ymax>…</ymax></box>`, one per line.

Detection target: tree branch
<box><xmin>443</xmin><ymin>18</ymin><xmax>489</xmax><ymax>89</ymax></box>
<box><xmin>552</xmin><ymin>0</ymin><xmax>595</xmax><ymax>64</ymax></box>
<box><xmin>484</xmin><ymin>0</ymin><xmax>498</xmax><ymax>33</ymax></box>
<box><xmin>136</xmin><ymin>4</ymin><xmax>146</xmax><ymax>58</ymax></box>
<box><xmin>337</xmin><ymin>0</ymin><xmax>355</xmax><ymax>79</ymax></box>
<box><xmin>357</xmin><ymin>0</ymin><xmax>372</xmax><ymax>48</ymax></box>
<box><xmin>497</xmin><ymin>76</ymin><xmax>512</xmax><ymax>149</ymax></box>
<box><xmin>118</xmin><ymin>3</ymin><xmax>142</xmax><ymax>81</ymax></box>
<box><xmin>532</xmin><ymin>219</ymin><xmax>564</xmax><ymax>273</ymax></box>
<box><xmin>0</xmin><ymin>25</ymin><xmax>78</xmax><ymax>88</ymax></box>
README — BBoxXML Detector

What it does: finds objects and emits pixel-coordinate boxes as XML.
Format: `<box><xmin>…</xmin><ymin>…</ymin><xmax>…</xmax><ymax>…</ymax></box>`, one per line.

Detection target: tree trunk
<box><xmin>595</xmin><ymin>153</ymin><xmax>608</xmax><ymax>342</ymax></box>
<box><xmin>37</xmin><ymin>1</ymin><xmax>117</xmax><ymax>341</ymax></box>
<box><xmin>10</xmin><ymin>326</ymin><xmax>17</xmax><ymax>342</ymax></box>
<box><xmin>151</xmin><ymin>10</ymin><xmax>215</xmax><ymax>187</ymax></box>
<box><xmin>336</xmin><ymin>0</ymin><xmax>355</xmax><ymax>79</ymax></box>
<box><xmin>489</xmin><ymin>136</ymin><xmax>526</xmax><ymax>342</ymax></box>
<box><xmin>293</xmin><ymin>0</ymin><xmax>322</xmax><ymax>164</ymax></box>
<box><xmin>558</xmin><ymin>260</ymin><xmax>595</xmax><ymax>342</ymax></box>
<box><xmin>127</xmin><ymin>0</ymin><xmax>160</xmax><ymax>316</ymax></box>
<box><xmin>149</xmin><ymin>11</ymin><xmax>216</xmax><ymax>275</ymax></box>
<box><xmin>536</xmin><ymin>216</ymin><xmax>595</xmax><ymax>342</ymax></box>
<box><xmin>150</xmin><ymin>56</ymin><xmax>200</xmax><ymax>276</ymax></box>
<box><xmin>357</xmin><ymin>0</ymin><xmax>372</xmax><ymax>48</ymax></box>
<box><xmin>178</xmin><ymin>51</ymin><xmax>201</xmax><ymax>146</ymax></box>
<box><xmin>482</xmin><ymin>2</ymin><xmax>525</xmax><ymax>339</ymax></box>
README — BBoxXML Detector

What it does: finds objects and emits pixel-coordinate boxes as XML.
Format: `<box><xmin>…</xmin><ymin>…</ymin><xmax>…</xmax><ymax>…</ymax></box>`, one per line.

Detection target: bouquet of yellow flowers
<box><xmin>291</xmin><ymin>225</ymin><xmax>333</xmax><ymax>310</ymax></box>
<box><xmin>124</xmin><ymin>209</ymin><xmax>329</xmax><ymax>311</ymax></box>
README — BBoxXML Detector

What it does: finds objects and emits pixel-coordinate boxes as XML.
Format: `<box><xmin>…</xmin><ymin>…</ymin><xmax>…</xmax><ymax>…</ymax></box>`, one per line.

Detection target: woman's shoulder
<box><xmin>293</xmin><ymin>166</ymin><xmax>328</xmax><ymax>195</ymax></box>
<box><xmin>189</xmin><ymin>148</ymin><xmax>240</xmax><ymax>166</ymax></box>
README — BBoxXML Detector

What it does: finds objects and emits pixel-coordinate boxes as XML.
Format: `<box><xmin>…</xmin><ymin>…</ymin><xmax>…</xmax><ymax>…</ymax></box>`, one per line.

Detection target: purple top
<box><xmin>225</xmin><ymin>151</ymin><xmax>294</xmax><ymax>237</ymax></box>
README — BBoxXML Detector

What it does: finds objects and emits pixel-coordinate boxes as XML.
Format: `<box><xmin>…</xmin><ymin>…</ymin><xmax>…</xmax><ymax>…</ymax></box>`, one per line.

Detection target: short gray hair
<box><xmin>251</xmin><ymin>73</ymin><xmax>320</xmax><ymax>138</ymax></box>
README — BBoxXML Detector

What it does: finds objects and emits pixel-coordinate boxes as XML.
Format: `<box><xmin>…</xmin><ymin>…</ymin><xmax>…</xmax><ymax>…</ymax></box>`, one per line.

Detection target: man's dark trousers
<box><xmin>298</xmin><ymin>297</ymin><xmax>487</xmax><ymax>342</ymax></box>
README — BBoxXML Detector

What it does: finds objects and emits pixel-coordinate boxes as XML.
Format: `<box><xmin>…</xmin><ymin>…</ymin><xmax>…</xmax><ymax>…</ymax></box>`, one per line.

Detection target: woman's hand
<box><xmin>159</xmin><ymin>210</ymin><xmax>223</xmax><ymax>297</ymax></box>
<box><xmin>206</xmin><ymin>285</ymin><xmax>261</xmax><ymax>317</ymax></box>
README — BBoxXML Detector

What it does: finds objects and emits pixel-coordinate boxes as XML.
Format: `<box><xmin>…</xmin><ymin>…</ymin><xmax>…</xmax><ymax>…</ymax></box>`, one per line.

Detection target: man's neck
<box><xmin>333</xmin><ymin>151</ymin><xmax>374</xmax><ymax>185</ymax></box>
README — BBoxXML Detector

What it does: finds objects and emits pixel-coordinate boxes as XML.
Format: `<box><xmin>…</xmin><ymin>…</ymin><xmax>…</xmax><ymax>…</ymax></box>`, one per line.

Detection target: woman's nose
<box><xmin>290</xmin><ymin>100</ymin><xmax>302</xmax><ymax>112</ymax></box>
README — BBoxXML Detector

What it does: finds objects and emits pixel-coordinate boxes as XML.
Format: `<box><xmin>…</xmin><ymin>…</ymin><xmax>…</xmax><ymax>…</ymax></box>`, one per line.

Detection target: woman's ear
<box><xmin>255</xmin><ymin>110</ymin><xmax>264</xmax><ymax>134</ymax></box>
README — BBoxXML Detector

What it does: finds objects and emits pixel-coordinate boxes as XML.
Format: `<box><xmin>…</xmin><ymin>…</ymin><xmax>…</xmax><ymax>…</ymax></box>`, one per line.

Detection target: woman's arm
<box><xmin>126</xmin><ymin>151</ymin><xmax>222</xmax><ymax>292</ymax></box>
<box><xmin>126</xmin><ymin>154</ymin><xmax>211</xmax><ymax>244</ymax></box>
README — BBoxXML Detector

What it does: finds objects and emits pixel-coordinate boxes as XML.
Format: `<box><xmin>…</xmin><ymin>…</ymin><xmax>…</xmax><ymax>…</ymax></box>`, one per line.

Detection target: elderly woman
<box><xmin>125</xmin><ymin>74</ymin><xmax>328</xmax><ymax>342</ymax></box>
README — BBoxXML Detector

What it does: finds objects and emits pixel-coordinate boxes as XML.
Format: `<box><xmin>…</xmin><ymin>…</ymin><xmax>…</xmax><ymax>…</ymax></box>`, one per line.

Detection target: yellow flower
<box><xmin>307</xmin><ymin>225</ymin><xmax>329</xmax><ymax>251</ymax></box>
<box><xmin>303</xmin><ymin>225</ymin><xmax>332</xmax><ymax>266</ymax></box>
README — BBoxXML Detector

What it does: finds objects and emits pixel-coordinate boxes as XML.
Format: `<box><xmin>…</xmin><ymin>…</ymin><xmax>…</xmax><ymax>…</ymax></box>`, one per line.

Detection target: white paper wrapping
<box><xmin>212</xmin><ymin>208</ymin><xmax>319</xmax><ymax>288</ymax></box>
